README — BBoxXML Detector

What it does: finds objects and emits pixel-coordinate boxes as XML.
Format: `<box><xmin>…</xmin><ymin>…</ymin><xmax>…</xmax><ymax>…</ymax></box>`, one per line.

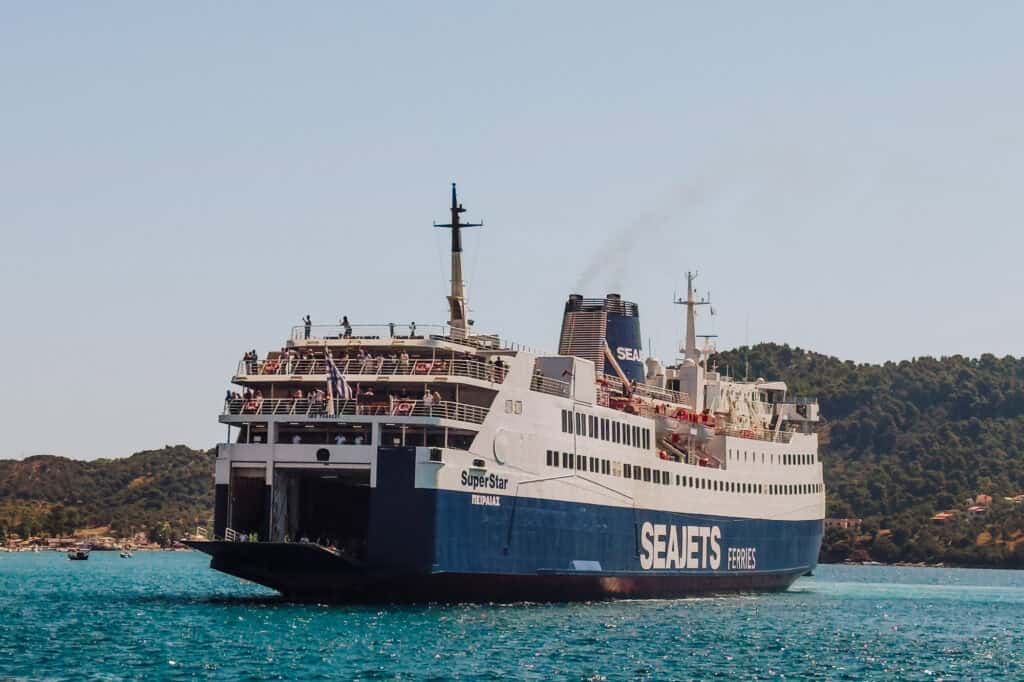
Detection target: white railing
<box><xmin>237</xmin><ymin>357</ymin><xmax>509</xmax><ymax>384</ymax></box>
<box><xmin>291</xmin><ymin>323</ymin><xmax>448</xmax><ymax>342</ymax></box>
<box><xmin>223</xmin><ymin>398</ymin><xmax>489</xmax><ymax>425</ymax></box>
<box><xmin>600</xmin><ymin>373</ymin><xmax>688</xmax><ymax>405</ymax></box>
<box><xmin>530</xmin><ymin>375</ymin><xmax>571</xmax><ymax>398</ymax></box>
<box><xmin>716</xmin><ymin>426</ymin><xmax>795</xmax><ymax>444</ymax></box>
<box><xmin>287</xmin><ymin>321</ymin><xmax>544</xmax><ymax>354</ymax></box>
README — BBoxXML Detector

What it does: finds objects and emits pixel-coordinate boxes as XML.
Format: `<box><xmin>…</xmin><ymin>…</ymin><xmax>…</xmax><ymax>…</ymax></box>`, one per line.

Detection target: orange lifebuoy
<box><xmin>414</xmin><ymin>361</ymin><xmax>431</xmax><ymax>374</ymax></box>
<box><xmin>396</xmin><ymin>401</ymin><xmax>412</xmax><ymax>415</ymax></box>
<box><xmin>245</xmin><ymin>400</ymin><xmax>258</xmax><ymax>412</ymax></box>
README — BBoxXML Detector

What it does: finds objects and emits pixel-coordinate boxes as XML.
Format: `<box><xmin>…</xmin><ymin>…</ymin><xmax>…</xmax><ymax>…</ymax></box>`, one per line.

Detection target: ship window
<box><xmin>633</xmin><ymin>466</ymin><xmax>641</xmax><ymax>481</ymax></box>
<box><xmin>663</xmin><ymin>472</ymin><xmax>670</xmax><ymax>486</ymax></box>
<box><xmin>546</xmin><ymin>450</ymin><xmax>552</xmax><ymax>466</ymax></box>
<box><xmin>576</xmin><ymin>413</ymin><xmax>583</xmax><ymax>435</ymax></box>
<box><xmin>602</xmin><ymin>418</ymin><xmax>609</xmax><ymax>440</ymax></box>
<box><xmin>613</xmin><ymin>422</ymin><xmax>619</xmax><ymax>443</ymax></box>
<box><xmin>561</xmin><ymin>410</ymin><xmax>569</xmax><ymax>433</ymax></box>
<box><xmin>562</xmin><ymin>452</ymin><xmax>572</xmax><ymax>469</ymax></box>
<box><xmin>676</xmin><ymin>474</ymin><xmax>680</xmax><ymax>485</ymax></box>
<box><xmin>643</xmin><ymin>467</ymin><xmax>651</xmax><ymax>482</ymax></box>
<box><xmin>514</xmin><ymin>401</ymin><xmax>523</xmax><ymax>415</ymax></box>
<box><xmin>623</xmin><ymin>463</ymin><xmax>632</xmax><ymax>478</ymax></box>
<box><xmin>505</xmin><ymin>400</ymin><xmax>513</xmax><ymax>414</ymax></box>
<box><xmin>644</xmin><ymin>429</ymin><xmax>650</xmax><ymax>449</ymax></box>
<box><xmin>602</xmin><ymin>459</ymin><xmax>610</xmax><ymax>475</ymax></box>
<box><xmin>653</xmin><ymin>470</ymin><xmax>660</xmax><ymax>484</ymax></box>
<box><xmin>589</xmin><ymin>456</ymin><xmax>598</xmax><ymax>472</ymax></box>
<box><xmin>624</xmin><ymin>424</ymin><xmax>631</xmax><ymax>446</ymax></box>
<box><xmin>761</xmin><ymin>453</ymin><xmax>765</xmax><ymax>464</ymax></box>
<box><xmin>577</xmin><ymin>454</ymin><xmax>585</xmax><ymax>470</ymax></box>
<box><xmin>633</xmin><ymin>426</ymin><xmax>640</xmax><ymax>447</ymax></box>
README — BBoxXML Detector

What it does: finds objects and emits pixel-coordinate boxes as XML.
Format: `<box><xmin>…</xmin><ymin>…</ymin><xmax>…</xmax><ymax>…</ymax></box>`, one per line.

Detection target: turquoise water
<box><xmin>1</xmin><ymin>552</ymin><xmax>1022</xmax><ymax>680</ymax></box>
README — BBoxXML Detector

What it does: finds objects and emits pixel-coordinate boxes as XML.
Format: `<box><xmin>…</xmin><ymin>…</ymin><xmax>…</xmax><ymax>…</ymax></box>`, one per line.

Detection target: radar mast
<box><xmin>434</xmin><ymin>183</ymin><xmax>482</xmax><ymax>340</ymax></box>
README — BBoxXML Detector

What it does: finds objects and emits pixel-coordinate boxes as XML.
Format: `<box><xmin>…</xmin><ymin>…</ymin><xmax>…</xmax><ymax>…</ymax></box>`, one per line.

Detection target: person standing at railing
<box><xmin>303</xmin><ymin>315</ymin><xmax>312</xmax><ymax>339</ymax></box>
<box><xmin>341</xmin><ymin>315</ymin><xmax>352</xmax><ymax>338</ymax></box>
<box><xmin>410</xmin><ymin>321</ymin><xmax>416</xmax><ymax>337</ymax></box>
<box><xmin>399</xmin><ymin>350</ymin><xmax>410</xmax><ymax>373</ymax></box>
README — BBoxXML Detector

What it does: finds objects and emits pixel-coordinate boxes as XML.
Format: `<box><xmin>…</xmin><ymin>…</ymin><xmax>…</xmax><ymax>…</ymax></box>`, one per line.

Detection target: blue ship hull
<box><xmin>193</xmin><ymin>448</ymin><xmax>822</xmax><ymax>602</ymax></box>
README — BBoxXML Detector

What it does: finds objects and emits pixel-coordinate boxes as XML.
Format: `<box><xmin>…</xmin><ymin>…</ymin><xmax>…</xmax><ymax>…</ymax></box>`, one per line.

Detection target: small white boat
<box><xmin>119</xmin><ymin>549</ymin><xmax>133</xmax><ymax>558</ymax></box>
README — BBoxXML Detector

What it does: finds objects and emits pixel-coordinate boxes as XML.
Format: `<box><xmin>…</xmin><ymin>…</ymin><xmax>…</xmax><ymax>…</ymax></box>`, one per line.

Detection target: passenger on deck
<box><xmin>410</xmin><ymin>321</ymin><xmax>417</xmax><ymax>337</ymax></box>
<box><xmin>292</xmin><ymin>434</ymin><xmax>301</xmax><ymax>444</ymax></box>
<box><xmin>399</xmin><ymin>350</ymin><xmax>410</xmax><ymax>373</ymax></box>
<box><xmin>303</xmin><ymin>315</ymin><xmax>312</xmax><ymax>339</ymax></box>
<box><xmin>334</xmin><ymin>434</ymin><xmax>347</xmax><ymax>444</ymax></box>
<box><xmin>341</xmin><ymin>315</ymin><xmax>352</xmax><ymax>338</ymax></box>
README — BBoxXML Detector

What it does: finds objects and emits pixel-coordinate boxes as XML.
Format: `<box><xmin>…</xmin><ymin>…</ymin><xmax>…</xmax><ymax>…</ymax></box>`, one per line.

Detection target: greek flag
<box><xmin>326</xmin><ymin>352</ymin><xmax>353</xmax><ymax>400</ymax></box>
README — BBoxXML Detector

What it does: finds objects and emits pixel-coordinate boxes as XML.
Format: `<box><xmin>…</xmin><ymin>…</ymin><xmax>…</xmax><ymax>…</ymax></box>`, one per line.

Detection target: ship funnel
<box><xmin>558</xmin><ymin>294</ymin><xmax>645</xmax><ymax>383</ymax></box>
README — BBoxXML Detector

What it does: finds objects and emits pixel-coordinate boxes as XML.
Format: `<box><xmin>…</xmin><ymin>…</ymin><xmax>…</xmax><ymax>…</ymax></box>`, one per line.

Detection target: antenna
<box><xmin>434</xmin><ymin>182</ymin><xmax>483</xmax><ymax>340</ymax></box>
<box><xmin>744</xmin><ymin>314</ymin><xmax>750</xmax><ymax>381</ymax></box>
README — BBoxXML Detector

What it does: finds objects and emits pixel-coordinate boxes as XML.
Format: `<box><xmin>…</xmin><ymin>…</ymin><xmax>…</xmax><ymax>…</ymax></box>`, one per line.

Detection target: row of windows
<box><xmin>728</xmin><ymin>449</ymin><xmax>818</xmax><ymax>466</ymax></box>
<box><xmin>560</xmin><ymin>410</ymin><xmax>651</xmax><ymax>450</ymax></box>
<box><xmin>544</xmin><ymin>449</ymin><xmax>823</xmax><ymax>496</ymax></box>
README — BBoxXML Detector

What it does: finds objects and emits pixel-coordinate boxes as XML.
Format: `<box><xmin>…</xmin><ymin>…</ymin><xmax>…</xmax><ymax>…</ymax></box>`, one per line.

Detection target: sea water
<box><xmin>1</xmin><ymin>552</ymin><xmax>1022</xmax><ymax>680</ymax></box>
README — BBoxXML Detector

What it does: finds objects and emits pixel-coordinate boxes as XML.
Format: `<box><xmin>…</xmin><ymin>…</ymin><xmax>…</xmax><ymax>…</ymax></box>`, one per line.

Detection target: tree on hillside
<box><xmin>149</xmin><ymin>521</ymin><xmax>173</xmax><ymax>547</ymax></box>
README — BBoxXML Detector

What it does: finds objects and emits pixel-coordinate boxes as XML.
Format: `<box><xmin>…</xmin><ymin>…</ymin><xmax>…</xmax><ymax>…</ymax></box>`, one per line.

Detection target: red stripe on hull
<box><xmin>190</xmin><ymin>542</ymin><xmax>804</xmax><ymax>603</ymax></box>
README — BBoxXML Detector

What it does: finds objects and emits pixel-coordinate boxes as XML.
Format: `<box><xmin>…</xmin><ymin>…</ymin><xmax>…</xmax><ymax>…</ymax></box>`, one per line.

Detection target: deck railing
<box><xmin>287</xmin><ymin>322</ymin><xmax>544</xmax><ymax>354</ymax></box>
<box><xmin>291</xmin><ymin>323</ymin><xmax>449</xmax><ymax>342</ymax></box>
<box><xmin>238</xmin><ymin>357</ymin><xmax>508</xmax><ymax>384</ymax></box>
<box><xmin>529</xmin><ymin>374</ymin><xmax>572</xmax><ymax>397</ymax></box>
<box><xmin>716</xmin><ymin>426</ymin><xmax>796</xmax><ymax>444</ymax></box>
<box><xmin>223</xmin><ymin>398</ymin><xmax>489</xmax><ymax>425</ymax></box>
<box><xmin>599</xmin><ymin>374</ymin><xmax>688</xmax><ymax>405</ymax></box>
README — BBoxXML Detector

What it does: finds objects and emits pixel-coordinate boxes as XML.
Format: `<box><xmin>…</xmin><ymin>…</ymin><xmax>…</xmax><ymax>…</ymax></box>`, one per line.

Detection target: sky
<box><xmin>2</xmin><ymin>3</ymin><xmax>1023</xmax><ymax>460</ymax></box>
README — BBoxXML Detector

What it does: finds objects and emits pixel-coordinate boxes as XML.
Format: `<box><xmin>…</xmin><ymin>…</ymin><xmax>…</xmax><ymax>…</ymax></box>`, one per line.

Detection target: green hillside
<box><xmin>0</xmin><ymin>445</ymin><xmax>214</xmax><ymax>542</ymax></box>
<box><xmin>712</xmin><ymin>344</ymin><xmax>1024</xmax><ymax>566</ymax></box>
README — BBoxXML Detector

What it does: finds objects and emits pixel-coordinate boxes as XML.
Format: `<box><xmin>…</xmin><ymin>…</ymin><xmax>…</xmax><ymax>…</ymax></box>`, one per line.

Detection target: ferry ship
<box><xmin>189</xmin><ymin>185</ymin><xmax>825</xmax><ymax>602</ymax></box>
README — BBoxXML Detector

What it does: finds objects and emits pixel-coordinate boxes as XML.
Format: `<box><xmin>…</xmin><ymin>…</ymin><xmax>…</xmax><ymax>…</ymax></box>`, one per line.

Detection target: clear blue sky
<box><xmin>2</xmin><ymin>3</ymin><xmax>1022</xmax><ymax>459</ymax></box>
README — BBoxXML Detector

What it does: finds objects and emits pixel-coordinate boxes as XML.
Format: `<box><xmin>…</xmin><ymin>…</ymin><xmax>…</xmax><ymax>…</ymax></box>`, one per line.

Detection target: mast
<box><xmin>674</xmin><ymin>271</ymin><xmax>710</xmax><ymax>362</ymax></box>
<box><xmin>674</xmin><ymin>271</ymin><xmax>712</xmax><ymax>411</ymax></box>
<box><xmin>434</xmin><ymin>183</ymin><xmax>482</xmax><ymax>340</ymax></box>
